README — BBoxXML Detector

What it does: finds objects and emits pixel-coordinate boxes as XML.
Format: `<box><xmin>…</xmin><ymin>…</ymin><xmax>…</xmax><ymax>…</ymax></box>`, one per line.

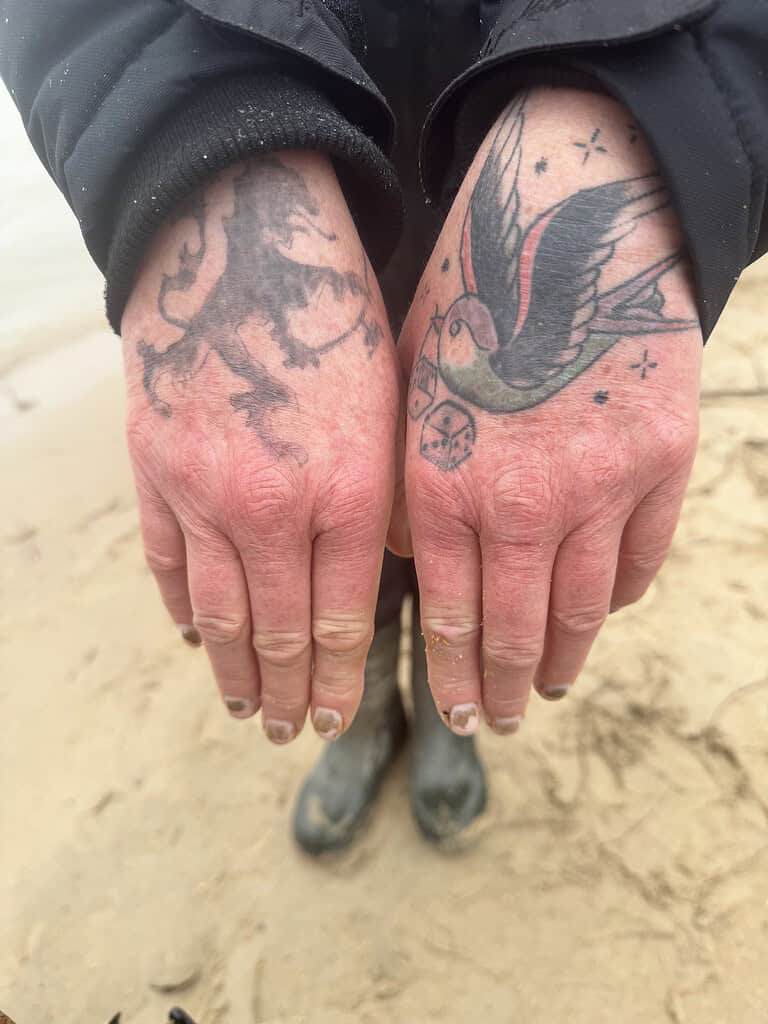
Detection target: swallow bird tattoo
<box><xmin>433</xmin><ymin>94</ymin><xmax>697</xmax><ymax>415</ymax></box>
<box><xmin>137</xmin><ymin>157</ymin><xmax>382</xmax><ymax>460</ymax></box>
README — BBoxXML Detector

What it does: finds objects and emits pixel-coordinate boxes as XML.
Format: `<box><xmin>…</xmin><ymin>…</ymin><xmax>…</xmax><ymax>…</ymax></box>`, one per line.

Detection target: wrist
<box><xmin>107</xmin><ymin>74</ymin><xmax>401</xmax><ymax>336</ymax></box>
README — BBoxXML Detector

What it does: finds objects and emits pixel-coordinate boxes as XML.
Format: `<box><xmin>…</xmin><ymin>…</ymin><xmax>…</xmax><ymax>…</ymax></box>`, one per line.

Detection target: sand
<box><xmin>1</xmin><ymin>90</ymin><xmax>767</xmax><ymax>1024</ymax></box>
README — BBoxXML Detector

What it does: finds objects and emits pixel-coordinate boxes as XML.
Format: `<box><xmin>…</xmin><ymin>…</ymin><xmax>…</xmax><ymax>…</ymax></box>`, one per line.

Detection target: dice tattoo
<box><xmin>408</xmin><ymin>356</ymin><xmax>438</xmax><ymax>420</ymax></box>
<box><xmin>420</xmin><ymin>400</ymin><xmax>476</xmax><ymax>470</ymax></box>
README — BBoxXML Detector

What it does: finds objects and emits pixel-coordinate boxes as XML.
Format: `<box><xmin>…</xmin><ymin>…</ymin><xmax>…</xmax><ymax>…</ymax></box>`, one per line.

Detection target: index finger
<box><xmin>413</xmin><ymin>521</ymin><xmax>483</xmax><ymax>736</ymax></box>
<box><xmin>309</xmin><ymin>522</ymin><xmax>385</xmax><ymax>740</ymax></box>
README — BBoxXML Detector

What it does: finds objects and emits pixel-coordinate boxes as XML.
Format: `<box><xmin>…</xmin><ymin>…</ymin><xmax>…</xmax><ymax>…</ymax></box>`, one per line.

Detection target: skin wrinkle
<box><xmin>489</xmin><ymin>464</ymin><xmax>565</xmax><ymax>537</ymax></box>
<box><xmin>400</xmin><ymin>86</ymin><xmax>701</xmax><ymax>728</ymax></box>
<box><xmin>121</xmin><ymin>148</ymin><xmax>398</xmax><ymax>740</ymax></box>
<box><xmin>121</xmin><ymin>85</ymin><xmax>703</xmax><ymax>741</ymax></box>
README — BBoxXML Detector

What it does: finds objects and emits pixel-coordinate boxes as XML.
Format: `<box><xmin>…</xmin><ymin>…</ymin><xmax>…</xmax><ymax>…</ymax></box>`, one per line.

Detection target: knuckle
<box><xmin>232</xmin><ymin>464</ymin><xmax>302</xmax><ymax>530</ymax></box>
<box><xmin>144</xmin><ymin>546</ymin><xmax>185</xmax><ymax>577</ymax></box>
<box><xmin>125</xmin><ymin>409</ymin><xmax>154</xmax><ymax>459</ymax></box>
<box><xmin>651</xmin><ymin>414</ymin><xmax>699</xmax><ymax>473</ymax></box>
<box><xmin>491</xmin><ymin>464</ymin><xmax>562</xmax><ymax>540</ymax></box>
<box><xmin>319</xmin><ymin>470</ymin><xmax>382</xmax><ymax>527</ymax></box>
<box><xmin>168</xmin><ymin>444</ymin><xmax>209</xmax><ymax>494</ymax></box>
<box><xmin>421</xmin><ymin>615</ymin><xmax>481</xmax><ymax>648</ymax></box>
<box><xmin>252</xmin><ymin>629</ymin><xmax>310</xmax><ymax>668</ymax></box>
<box><xmin>483</xmin><ymin>636</ymin><xmax>543</xmax><ymax>672</ymax></box>
<box><xmin>408</xmin><ymin>461</ymin><xmax>470</xmax><ymax>522</ymax></box>
<box><xmin>193</xmin><ymin>613</ymin><xmax>249</xmax><ymax>647</ymax></box>
<box><xmin>620</xmin><ymin>545</ymin><xmax>668</xmax><ymax>578</ymax></box>
<box><xmin>312</xmin><ymin>616</ymin><xmax>373</xmax><ymax>656</ymax></box>
<box><xmin>483</xmin><ymin>690</ymin><xmax>530</xmax><ymax>717</ymax></box>
<box><xmin>310</xmin><ymin>673</ymin><xmax>362</xmax><ymax>701</ymax></box>
<box><xmin>550</xmin><ymin>604</ymin><xmax>607</xmax><ymax>639</ymax></box>
<box><xmin>432</xmin><ymin>680</ymin><xmax>476</xmax><ymax>705</ymax></box>
<box><xmin>572</xmin><ymin>436</ymin><xmax>634</xmax><ymax>502</ymax></box>
<box><xmin>260</xmin><ymin>689</ymin><xmax>307</xmax><ymax>715</ymax></box>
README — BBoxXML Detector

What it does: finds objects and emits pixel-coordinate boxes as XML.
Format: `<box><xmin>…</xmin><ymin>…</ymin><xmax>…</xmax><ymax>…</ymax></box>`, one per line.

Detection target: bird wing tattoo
<box><xmin>439</xmin><ymin>94</ymin><xmax>698</xmax><ymax>414</ymax></box>
<box><xmin>463</xmin><ymin>92</ymin><xmax>526</xmax><ymax>347</ymax></box>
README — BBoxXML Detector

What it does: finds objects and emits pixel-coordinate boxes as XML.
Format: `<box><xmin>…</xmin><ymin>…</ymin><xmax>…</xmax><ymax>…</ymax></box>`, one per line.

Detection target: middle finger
<box><xmin>238</xmin><ymin>527</ymin><xmax>313</xmax><ymax>745</ymax></box>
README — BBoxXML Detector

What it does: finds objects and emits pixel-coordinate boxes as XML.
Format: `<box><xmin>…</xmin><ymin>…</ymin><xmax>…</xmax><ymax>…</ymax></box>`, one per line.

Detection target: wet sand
<box><xmin>1</xmin><ymin>90</ymin><xmax>767</xmax><ymax>1024</ymax></box>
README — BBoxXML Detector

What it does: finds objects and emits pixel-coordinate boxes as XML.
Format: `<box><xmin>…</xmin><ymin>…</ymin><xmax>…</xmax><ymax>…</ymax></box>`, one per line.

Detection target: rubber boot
<box><xmin>409</xmin><ymin>605</ymin><xmax>487</xmax><ymax>842</ymax></box>
<box><xmin>292</xmin><ymin>618</ymin><xmax>407</xmax><ymax>854</ymax></box>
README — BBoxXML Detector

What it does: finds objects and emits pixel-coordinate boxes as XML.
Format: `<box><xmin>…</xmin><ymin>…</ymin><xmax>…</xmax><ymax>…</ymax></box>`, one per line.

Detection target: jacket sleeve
<box><xmin>422</xmin><ymin>0</ymin><xmax>768</xmax><ymax>340</ymax></box>
<box><xmin>0</xmin><ymin>0</ymin><xmax>402</xmax><ymax>332</ymax></box>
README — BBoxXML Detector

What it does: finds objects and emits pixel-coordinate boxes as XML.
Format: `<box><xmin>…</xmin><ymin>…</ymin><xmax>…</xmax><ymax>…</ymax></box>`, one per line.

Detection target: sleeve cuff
<box><xmin>105</xmin><ymin>71</ymin><xmax>403</xmax><ymax>333</ymax></box>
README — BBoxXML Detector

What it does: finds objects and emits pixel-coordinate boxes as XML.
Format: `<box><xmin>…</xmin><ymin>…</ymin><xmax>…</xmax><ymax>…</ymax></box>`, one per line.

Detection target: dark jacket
<box><xmin>1</xmin><ymin>0</ymin><xmax>767</xmax><ymax>337</ymax></box>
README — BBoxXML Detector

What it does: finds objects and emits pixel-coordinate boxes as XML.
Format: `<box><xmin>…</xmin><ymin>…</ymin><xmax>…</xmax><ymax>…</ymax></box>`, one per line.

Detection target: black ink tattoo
<box><xmin>593</xmin><ymin>390</ymin><xmax>609</xmax><ymax>405</ymax></box>
<box><xmin>573</xmin><ymin>128</ymin><xmax>608</xmax><ymax>163</ymax></box>
<box><xmin>137</xmin><ymin>158</ymin><xmax>382</xmax><ymax>461</ymax></box>
<box><xmin>630</xmin><ymin>349</ymin><xmax>658</xmax><ymax>379</ymax></box>
<box><xmin>408</xmin><ymin>355</ymin><xmax>439</xmax><ymax>420</ymax></box>
<box><xmin>534</xmin><ymin>157</ymin><xmax>548</xmax><ymax>175</ymax></box>
<box><xmin>441</xmin><ymin>257</ymin><xmax>450</xmax><ymax>272</ymax></box>
<box><xmin>420</xmin><ymin>400</ymin><xmax>476</xmax><ymax>471</ymax></box>
<box><xmin>410</xmin><ymin>94</ymin><xmax>697</xmax><ymax>470</ymax></box>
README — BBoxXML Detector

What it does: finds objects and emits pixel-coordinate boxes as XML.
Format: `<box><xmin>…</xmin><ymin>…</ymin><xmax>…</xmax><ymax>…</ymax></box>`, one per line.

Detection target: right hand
<box><xmin>121</xmin><ymin>152</ymin><xmax>399</xmax><ymax>744</ymax></box>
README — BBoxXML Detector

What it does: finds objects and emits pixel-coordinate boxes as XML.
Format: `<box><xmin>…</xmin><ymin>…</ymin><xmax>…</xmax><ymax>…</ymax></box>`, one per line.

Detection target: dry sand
<box><xmin>1</xmin><ymin>91</ymin><xmax>767</xmax><ymax>1024</ymax></box>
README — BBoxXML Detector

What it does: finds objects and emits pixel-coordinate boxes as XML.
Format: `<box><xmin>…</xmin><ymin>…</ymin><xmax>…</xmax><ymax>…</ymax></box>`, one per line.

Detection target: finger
<box><xmin>414</xmin><ymin>522</ymin><xmax>483</xmax><ymax>736</ymax></box>
<box><xmin>611</xmin><ymin>477</ymin><xmax>688</xmax><ymax>612</ymax></box>
<box><xmin>310</xmin><ymin>525</ymin><xmax>382</xmax><ymax>740</ymax></box>
<box><xmin>480</xmin><ymin>538</ymin><xmax>555</xmax><ymax>734</ymax></box>
<box><xmin>240</xmin><ymin>530</ymin><xmax>312</xmax><ymax>745</ymax></box>
<box><xmin>185</xmin><ymin>529</ymin><xmax>260</xmax><ymax>719</ymax></box>
<box><xmin>535</xmin><ymin>525</ymin><xmax>622</xmax><ymax>700</ymax></box>
<box><xmin>136</xmin><ymin>484</ymin><xmax>196</xmax><ymax>644</ymax></box>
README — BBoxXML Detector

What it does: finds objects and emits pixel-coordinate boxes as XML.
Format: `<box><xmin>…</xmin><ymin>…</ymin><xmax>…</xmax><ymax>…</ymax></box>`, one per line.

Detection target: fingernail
<box><xmin>489</xmin><ymin>715</ymin><xmax>522</xmax><ymax>736</ymax></box>
<box><xmin>313</xmin><ymin>707</ymin><xmax>343</xmax><ymax>741</ymax></box>
<box><xmin>265</xmin><ymin>719</ymin><xmax>296</xmax><ymax>745</ymax></box>
<box><xmin>179</xmin><ymin>624</ymin><xmax>202</xmax><ymax>646</ymax></box>
<box><xmin>541</xmin><ymin>685</ymin><xmax>570</xmax><ymax>701</ymax></box>
<box><xmin>448</xmin><ymin>702</ymin><xmax>479</xmax><ymax>736</ymax></box>
<box><xmin>223</xmin><ymin>696</ymin><xmax>256</xmax><ymax>719</ymax></box>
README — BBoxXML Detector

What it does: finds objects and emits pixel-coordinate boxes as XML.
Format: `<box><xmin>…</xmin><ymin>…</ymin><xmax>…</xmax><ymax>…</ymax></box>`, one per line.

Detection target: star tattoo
<box><xmin>630</xmin><ymin>349</ymin><xmax>659</xmax><ymax>379</ymax></box>
<box><xmin>573</xmin><ymin>128</ymin><xmax>608</xmax><ymax>164</ymax></box>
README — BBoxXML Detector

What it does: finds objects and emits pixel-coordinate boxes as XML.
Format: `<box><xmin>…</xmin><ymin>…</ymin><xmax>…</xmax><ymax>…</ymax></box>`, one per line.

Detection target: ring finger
<box><xmin>480</xmin><ymin>537</ymin><xmax>556</xmax><ymax>734</ymax></box>
<box><xmin>239</xmin><ymin>528</ymin><xmax>312</xmax><ymax>745</ymax></box>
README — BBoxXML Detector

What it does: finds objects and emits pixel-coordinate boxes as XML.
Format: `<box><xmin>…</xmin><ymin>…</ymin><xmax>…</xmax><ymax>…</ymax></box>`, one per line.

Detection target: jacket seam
<box><xmin>485</xmin><ymin>2</ymin><xmax>715</xmax><ymax>58</ymax></box>
<box><xmin>62</xmin><ymin>7</ymin><xmax>185</xmax><ymax>170</ymax></box>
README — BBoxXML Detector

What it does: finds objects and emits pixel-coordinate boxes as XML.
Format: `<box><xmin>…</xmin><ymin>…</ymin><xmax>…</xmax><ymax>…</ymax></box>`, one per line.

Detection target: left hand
<box><xmin>393</xmin><ymin>87</ymin><xmax>702</xmax><ymax>736</ymax></box>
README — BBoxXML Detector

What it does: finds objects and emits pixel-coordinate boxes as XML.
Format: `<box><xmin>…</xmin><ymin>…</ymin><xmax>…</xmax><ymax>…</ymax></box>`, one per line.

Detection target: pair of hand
<box><xmin>121</xmin><ymin>87</ymin><xmax>702</xmax><ymax>743</ymax></box>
